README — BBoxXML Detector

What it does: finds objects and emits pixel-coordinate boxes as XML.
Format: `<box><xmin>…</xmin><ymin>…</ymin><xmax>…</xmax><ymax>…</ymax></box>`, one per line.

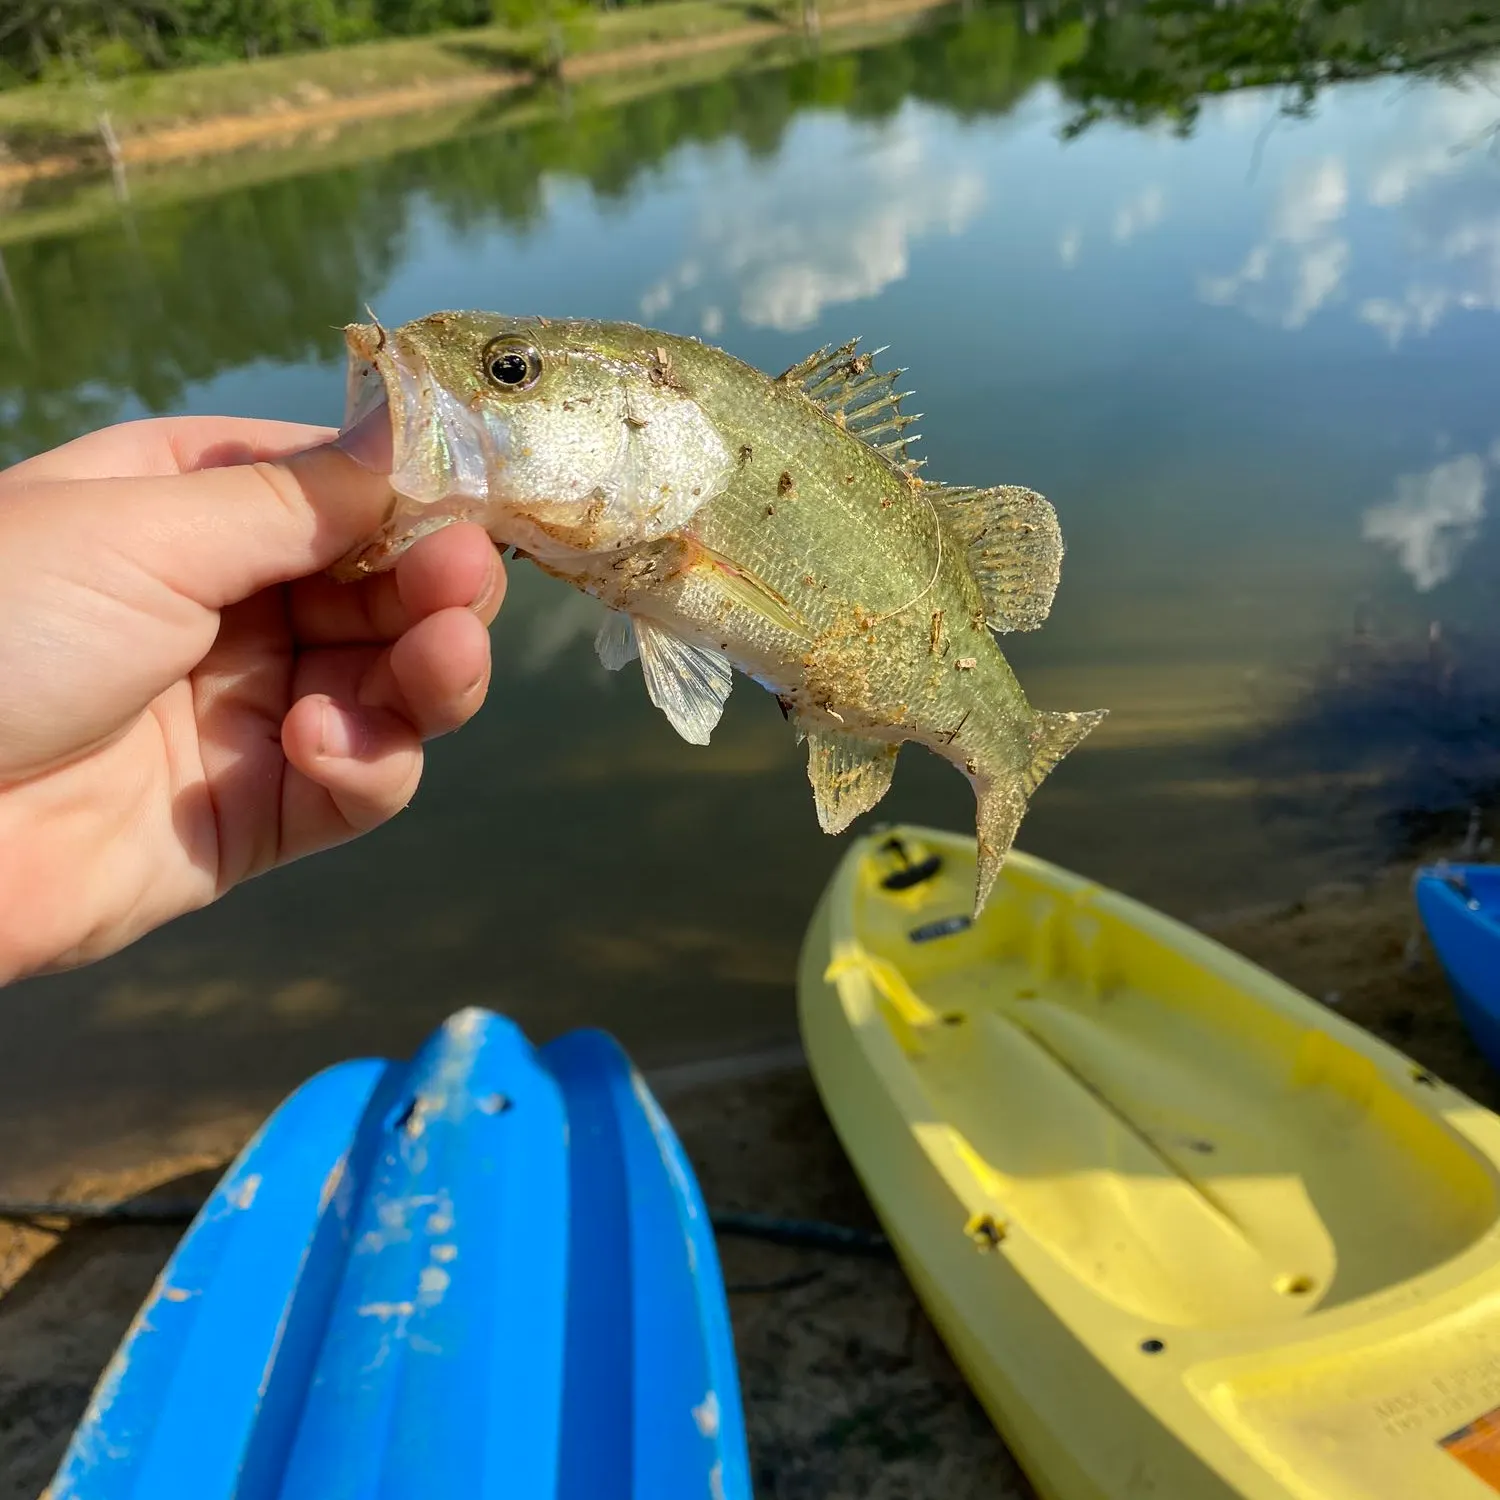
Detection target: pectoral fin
<box><xmin>634</xmin><ymin>617</ymin><xmax>733</xmax><ymax>745</ymax></box>
<box><xmin>806</xmin><ymin>730</ymin><xmax>898</xmax><ymax>835</ymax></box>
<box><xmin>697</xmin><ymin>547</ymin><xmax>810</xmax><ymax>639</ymax></box>
<box><xmin>594</xmin><ymin>611</ymin><xmax>639</xmax><ymax>670</ymax></box>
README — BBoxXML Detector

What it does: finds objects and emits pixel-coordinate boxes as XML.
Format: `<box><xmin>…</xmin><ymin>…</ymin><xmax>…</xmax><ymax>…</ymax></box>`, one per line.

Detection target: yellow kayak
<box><xmin>797</xmin><ymin>825</ymin><xmax>1500</xmax><ymax>1500</ymax></box>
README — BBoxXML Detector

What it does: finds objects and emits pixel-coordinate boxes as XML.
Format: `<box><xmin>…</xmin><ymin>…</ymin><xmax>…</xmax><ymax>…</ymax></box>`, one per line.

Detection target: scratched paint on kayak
<box><xmin>48</xmin><ymin>1008</ymin><xmax>751</xmax><ymax>1500</ymax></box>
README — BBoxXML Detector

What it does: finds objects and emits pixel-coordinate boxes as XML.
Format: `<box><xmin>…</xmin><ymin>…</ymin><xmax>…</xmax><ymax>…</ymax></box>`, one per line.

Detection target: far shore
<box><xmin>0</xmin><ymin>0</ymin><xmax>958</xmax><ymax>191</ymax></box>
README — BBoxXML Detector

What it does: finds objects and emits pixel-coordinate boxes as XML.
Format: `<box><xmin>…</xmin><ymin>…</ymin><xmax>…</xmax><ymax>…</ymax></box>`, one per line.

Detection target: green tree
<box><xmin>1055</xmin><ymin>0</ymin><xmax>1500</xmax><ymax>139</ymax></box>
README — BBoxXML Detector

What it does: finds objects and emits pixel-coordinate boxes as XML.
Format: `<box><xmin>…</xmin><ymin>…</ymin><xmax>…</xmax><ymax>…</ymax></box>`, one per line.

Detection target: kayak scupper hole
<box><xmin>1015</xmin><ymin>988</ymin><xmax>1038</xmax><ymax>1000</ymax></box>
<box><xmin>1412</xmin><ymin>1068</ymin><xmax>1438</xmax><ymax>1087</ymax></box>
<box><xmin>942</xmin><ymin>1012</ymin><xmax>966</xmax><ymax>1027</ymax></box>
<box><xmin>1275</xmin><ymin>1274</ymin><xmax>1315</xmax><ymax>1296</ymax></box>
<box><xmin>478</xmin><ymin>1093</ymin><xmax>511</xmax><ymax>1115</ymax></box>
<box><xmin>1139</xmin><ymin>1338</ymin><xmax>1166</xmax><ymax>1355</ymax></box>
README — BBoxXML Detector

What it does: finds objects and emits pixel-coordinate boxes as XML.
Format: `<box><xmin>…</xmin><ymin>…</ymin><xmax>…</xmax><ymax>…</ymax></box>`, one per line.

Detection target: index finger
<box><xmin>0</xmin><ymin>416</ymin><xmax>338</xmax><ymax>485</ymax></box>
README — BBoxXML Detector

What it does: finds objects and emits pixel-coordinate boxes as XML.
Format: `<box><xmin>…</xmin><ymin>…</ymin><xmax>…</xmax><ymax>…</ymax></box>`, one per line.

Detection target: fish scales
<box><xmin>331</xmin><ymin>313</ymin><xmax>1105</xmax><ymax>912</ymax></box>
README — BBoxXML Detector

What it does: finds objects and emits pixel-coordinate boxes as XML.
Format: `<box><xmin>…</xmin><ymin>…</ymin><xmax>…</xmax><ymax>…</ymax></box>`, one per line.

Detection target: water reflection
<box><xmin>640</xmin><ymin>110</ymin><xmax>987</xmax><ymax>332</ymax></box>
<box><xmin>1363</xmin><ymin>452</ymin><xmax>1491</xmax><ymax>593</ymax></box>
<box><xmin>6</xmin><ymin>0</ymin><xmax>1500</xmax><ymax>1177</ymax></box>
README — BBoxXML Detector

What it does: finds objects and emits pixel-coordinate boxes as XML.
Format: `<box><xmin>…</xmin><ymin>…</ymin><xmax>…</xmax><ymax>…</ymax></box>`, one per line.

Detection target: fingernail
<box><xmin>334</xmin><ymin>396</ymin><xmax>394</xmax><ymax>475</ymax></box>
<box><xmin>318</xmin><ymin>700</ymin><xmax>364</xmax><ymax>758</ymax></box>
<box><xmin>471</xmin><ymin>553</ymin><xmax>502</xmax><ymax>615</ymax></box>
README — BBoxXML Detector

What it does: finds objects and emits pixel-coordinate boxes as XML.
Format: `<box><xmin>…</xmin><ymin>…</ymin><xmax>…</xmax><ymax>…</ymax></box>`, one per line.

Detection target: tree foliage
<box><xmin>0</xmin><ymin>0</ymin><xmax>525</xmax><ymax>86</ymax></box>
<box><xmin>1052</xmin><ymin>0</ymin><xmax>1500</xmax><ymax>139</ymax></box>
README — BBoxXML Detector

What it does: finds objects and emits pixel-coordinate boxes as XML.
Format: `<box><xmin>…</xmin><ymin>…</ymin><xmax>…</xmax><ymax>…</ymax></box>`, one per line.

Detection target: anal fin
<box><xmin>807</xmin><ymin>731</ymin><xmax>898</xmax><ymax>835</ymax></box>
<box><xmin>633</xmin><ymin>617</ymin><xmax>734</xmax><ymax>745</ymax></box>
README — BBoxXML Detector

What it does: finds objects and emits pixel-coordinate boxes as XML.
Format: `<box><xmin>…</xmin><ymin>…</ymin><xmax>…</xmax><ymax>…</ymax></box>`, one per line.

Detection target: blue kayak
<box><xmin>1415</xmin><ymin>862</ymin><xmax>1500</xmax><ymax>1073</ymax></box>
<box><xmin>49</xmin><ymin>1008</ymin><xmax>753</xmax><ymax>1500</ymax></box>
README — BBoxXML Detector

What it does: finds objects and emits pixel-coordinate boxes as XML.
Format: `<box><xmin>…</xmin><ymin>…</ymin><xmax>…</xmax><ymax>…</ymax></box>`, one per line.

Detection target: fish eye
<box><xmin>482</xmin><ymin>339</ymin><xmax>542</xmax><ymax>392</ymax></box>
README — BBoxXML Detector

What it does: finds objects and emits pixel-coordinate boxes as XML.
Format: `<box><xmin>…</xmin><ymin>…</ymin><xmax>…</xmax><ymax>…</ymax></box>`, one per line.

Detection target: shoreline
<box><xmin>0</xmin><ymin>0</ymin><xmax>957</xmax><ymax>192</ymax></box>
<box><xmin>0</xmin><ymin>845</ymin><xmax>1488</xmax><ymax>1497</ymax></box>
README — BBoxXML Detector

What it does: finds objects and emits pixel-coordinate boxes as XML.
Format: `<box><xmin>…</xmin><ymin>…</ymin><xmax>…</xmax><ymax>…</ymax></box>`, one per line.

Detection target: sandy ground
<box><xmin>0</xmin><ymin>856</ymin><xmax>1490</xmax><ymax>1499</ymax></box>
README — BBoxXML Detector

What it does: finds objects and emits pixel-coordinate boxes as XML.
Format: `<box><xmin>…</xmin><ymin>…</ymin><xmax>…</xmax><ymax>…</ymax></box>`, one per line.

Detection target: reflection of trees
<box><xmin>1053</xmin><ymin>0</ymin><xmax>1500</xmax><ymax>139</ymax></box>
<box><xmin>1237</xmin><ymin>622</ymin><xmax>1500</xmax><ymax>861</ymax></box>
<box><xmin>0</xmin><ymin>167</ymin><xmax>407</xmax><ymax>463</ymax></box>
<box><xmin>10</xmin><ymin>0</ymin><xmax>1491</xmax><ymax>463</ymax></box>
<box><xmin>0</xmin><ymin>3</ymin><xmax>1085</xmax><ymax>465</ymax></box>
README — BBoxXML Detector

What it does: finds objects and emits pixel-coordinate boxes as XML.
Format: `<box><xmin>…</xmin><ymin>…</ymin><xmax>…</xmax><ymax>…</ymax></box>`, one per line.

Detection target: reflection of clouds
<box><xmin>1058</xmin><ymin>226</ymin><xmax>1082</xmax><ymax>267</ymax></box>
<box><xmin>1112</xmin><ymin>184</ymin><xmax>1166</xmax><ymax>243</ymax></box>
<box><xmin>1358</xmin><ymin>205</ymin><xmax>1500</xmax><ymax>347</ymax></box>
<box><xmin>1362</xmin><ymin>452</ymin><xmax>1488</xmax><ymax>592</ymax></box>
<box><xmin>639</xmin><ymin>110</ymin><xmax>985</xmax><ymax>334</ymax></box>
<box><xmin>1199</xmin><ymin>156</ymin><xmax>1348</xmax><ymax>329</ymax></box>
<box><xmin>640</xmin><ymin>258</ymin><xmax>700</xmax><ymax>321</ymax></box>
<box><xmin>1357</xmin><ymin>75</ymin><xmax>1500</xmax><ymax>347</ymax></box>
<box><xmin>1357</xmin><ymin>285</ymin><xmax>1449</xmax><ymax>347</ymax></box>
<box><xmin>1272</xmin><ymin>156</ymin><xmax>1347</xmax><ymax>241</ymax></box>
<box><xmin>1367</xmin><ymin>85</ymin><xmax>1497</xmax><ymax>207</ymax></box>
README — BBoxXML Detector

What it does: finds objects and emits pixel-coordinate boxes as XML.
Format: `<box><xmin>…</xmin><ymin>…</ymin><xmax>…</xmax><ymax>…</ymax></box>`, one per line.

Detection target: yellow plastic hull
<box><xmin>798</xmin><ymin>826</ymin><xmax>1500</xmax><ymax>1500</ymax></box>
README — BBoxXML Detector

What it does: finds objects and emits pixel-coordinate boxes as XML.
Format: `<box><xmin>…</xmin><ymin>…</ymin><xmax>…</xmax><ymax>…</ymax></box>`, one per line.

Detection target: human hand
<box><xmin>0</xmin><ymin>417</ymin><xmax>504</xmax><ymax>985</ymax></box>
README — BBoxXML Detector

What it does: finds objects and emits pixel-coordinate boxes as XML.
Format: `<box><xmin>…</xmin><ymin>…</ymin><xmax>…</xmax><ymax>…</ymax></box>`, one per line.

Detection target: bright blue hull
<box><xmin>49</xmin><ymin>1008</ymin><xmax>753</xmax><ymax>1500</ymax></box>
<box><xmin>1415</xmin><ymin>863</ymin><xmax>1500</xmax><ymax>1074</ymax></box>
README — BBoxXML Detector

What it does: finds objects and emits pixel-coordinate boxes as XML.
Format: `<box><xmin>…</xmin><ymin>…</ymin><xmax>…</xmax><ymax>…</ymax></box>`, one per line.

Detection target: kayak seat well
<box><xmin>851</xmin><ymin>842</ymin><xmax>1500</xmax><ymax>1331</ymax></box>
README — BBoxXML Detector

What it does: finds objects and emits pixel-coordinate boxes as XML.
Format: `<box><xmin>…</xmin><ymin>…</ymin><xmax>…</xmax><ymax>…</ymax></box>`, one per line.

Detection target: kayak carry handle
<box><xmin>878</xmin><ymin>836</ymin><xmax>943</xmax><ymax>891</ymax></box>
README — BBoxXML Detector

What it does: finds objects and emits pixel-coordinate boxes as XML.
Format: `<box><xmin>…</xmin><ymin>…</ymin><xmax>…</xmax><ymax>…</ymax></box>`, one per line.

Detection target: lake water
<box><xmin>5</xmin><ymin>5</ymin><xmax>1500</xmax><ymax>1179</ymax></box>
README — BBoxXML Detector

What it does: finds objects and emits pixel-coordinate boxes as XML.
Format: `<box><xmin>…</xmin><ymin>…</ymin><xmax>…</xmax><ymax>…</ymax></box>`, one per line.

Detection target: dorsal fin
<box><xmin>927</xmin><ymin>483</ymin><xmax>1063</xmax><ymax>633</ymax></box>
<box><xmin>1023</xmin><ymin>709</ymin><xmax>1108</xmax><ymax>796</ymax></box>
<box><xmin>777</xmin><ymin>337</ymin><xmax>923</xmax><ymax>472</ymax></box>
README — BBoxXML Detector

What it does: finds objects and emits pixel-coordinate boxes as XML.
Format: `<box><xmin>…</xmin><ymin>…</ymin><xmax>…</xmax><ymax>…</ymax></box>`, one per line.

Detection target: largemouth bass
<box><xmin>334</xmin><ymin>312</ymin><xmax>1105</xmax><ymax>913</ymax></box>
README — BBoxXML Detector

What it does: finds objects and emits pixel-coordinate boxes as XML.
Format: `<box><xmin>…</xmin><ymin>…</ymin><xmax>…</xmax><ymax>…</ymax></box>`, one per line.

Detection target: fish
<box><xmin>332</xmin><ymin>312</ymin><xmax>1106</xmax><ymax>913</ymax></box>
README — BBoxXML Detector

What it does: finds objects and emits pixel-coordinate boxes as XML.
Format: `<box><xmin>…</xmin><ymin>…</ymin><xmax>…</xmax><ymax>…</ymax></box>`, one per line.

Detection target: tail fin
<box><xmin>972</xmin><ymin>708</ymin><xmax>1107</xmax><ymax>914</ymax></box>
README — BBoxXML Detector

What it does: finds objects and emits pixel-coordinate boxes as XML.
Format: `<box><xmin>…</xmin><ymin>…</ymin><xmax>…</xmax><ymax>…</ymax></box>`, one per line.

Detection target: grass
<box><xmin>0</xmin><ymin>0</ymin><xmax>835</xmax><ymax>151</ymax></box>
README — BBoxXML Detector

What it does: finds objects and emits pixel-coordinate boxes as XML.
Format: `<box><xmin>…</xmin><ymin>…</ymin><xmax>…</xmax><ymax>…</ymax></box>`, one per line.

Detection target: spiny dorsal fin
<box><xmin>805</xmin><ymin>729</ymin><xmax>899</xmax><ymax>834</ymax></box>
<box><xmin>777</xmin><ymin>337</ymin><xmax>922</xmax><ymax>472</ymax></box>
<box><xmin>928</xmin><ymin>484</ymin><xmax>1063</xmax><ymax>634</ymax></box>
<box><xmin>1023</xmin><ymin>709</ymin><xmax>1107</xmax><ymax>796</ymax></box>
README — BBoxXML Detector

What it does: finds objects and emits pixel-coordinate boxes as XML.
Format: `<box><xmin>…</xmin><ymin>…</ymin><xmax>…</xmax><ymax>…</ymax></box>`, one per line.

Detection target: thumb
<box><xmin>10</xmin><ymin>440</ymin><xmax>398</xmax><ymax>612</ymax></box>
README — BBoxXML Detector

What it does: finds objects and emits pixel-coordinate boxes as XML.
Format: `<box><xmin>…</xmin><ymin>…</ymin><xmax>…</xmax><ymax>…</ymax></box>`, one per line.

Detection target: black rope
<box><xmin>0</xmin><ymin>1200</ymin><xmax>895</xmax><ymax>1261</ymax></box>
<box><xmin>724</xmin><ymin>1269</ymin><xmax>825</xmax><ymax>1296</ymax></box>
<box><xmin>709</xmin><ymin>1210</ymin><xmax>892</xmax><ymax>1257</ymax></box>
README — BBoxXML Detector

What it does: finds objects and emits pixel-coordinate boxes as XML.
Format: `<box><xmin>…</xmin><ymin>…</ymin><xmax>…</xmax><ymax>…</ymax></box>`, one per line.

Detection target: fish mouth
<box><xmin>339</xmin><ymin>321</ymin><xmax>504</xmax><ymax>505</ymax></box>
